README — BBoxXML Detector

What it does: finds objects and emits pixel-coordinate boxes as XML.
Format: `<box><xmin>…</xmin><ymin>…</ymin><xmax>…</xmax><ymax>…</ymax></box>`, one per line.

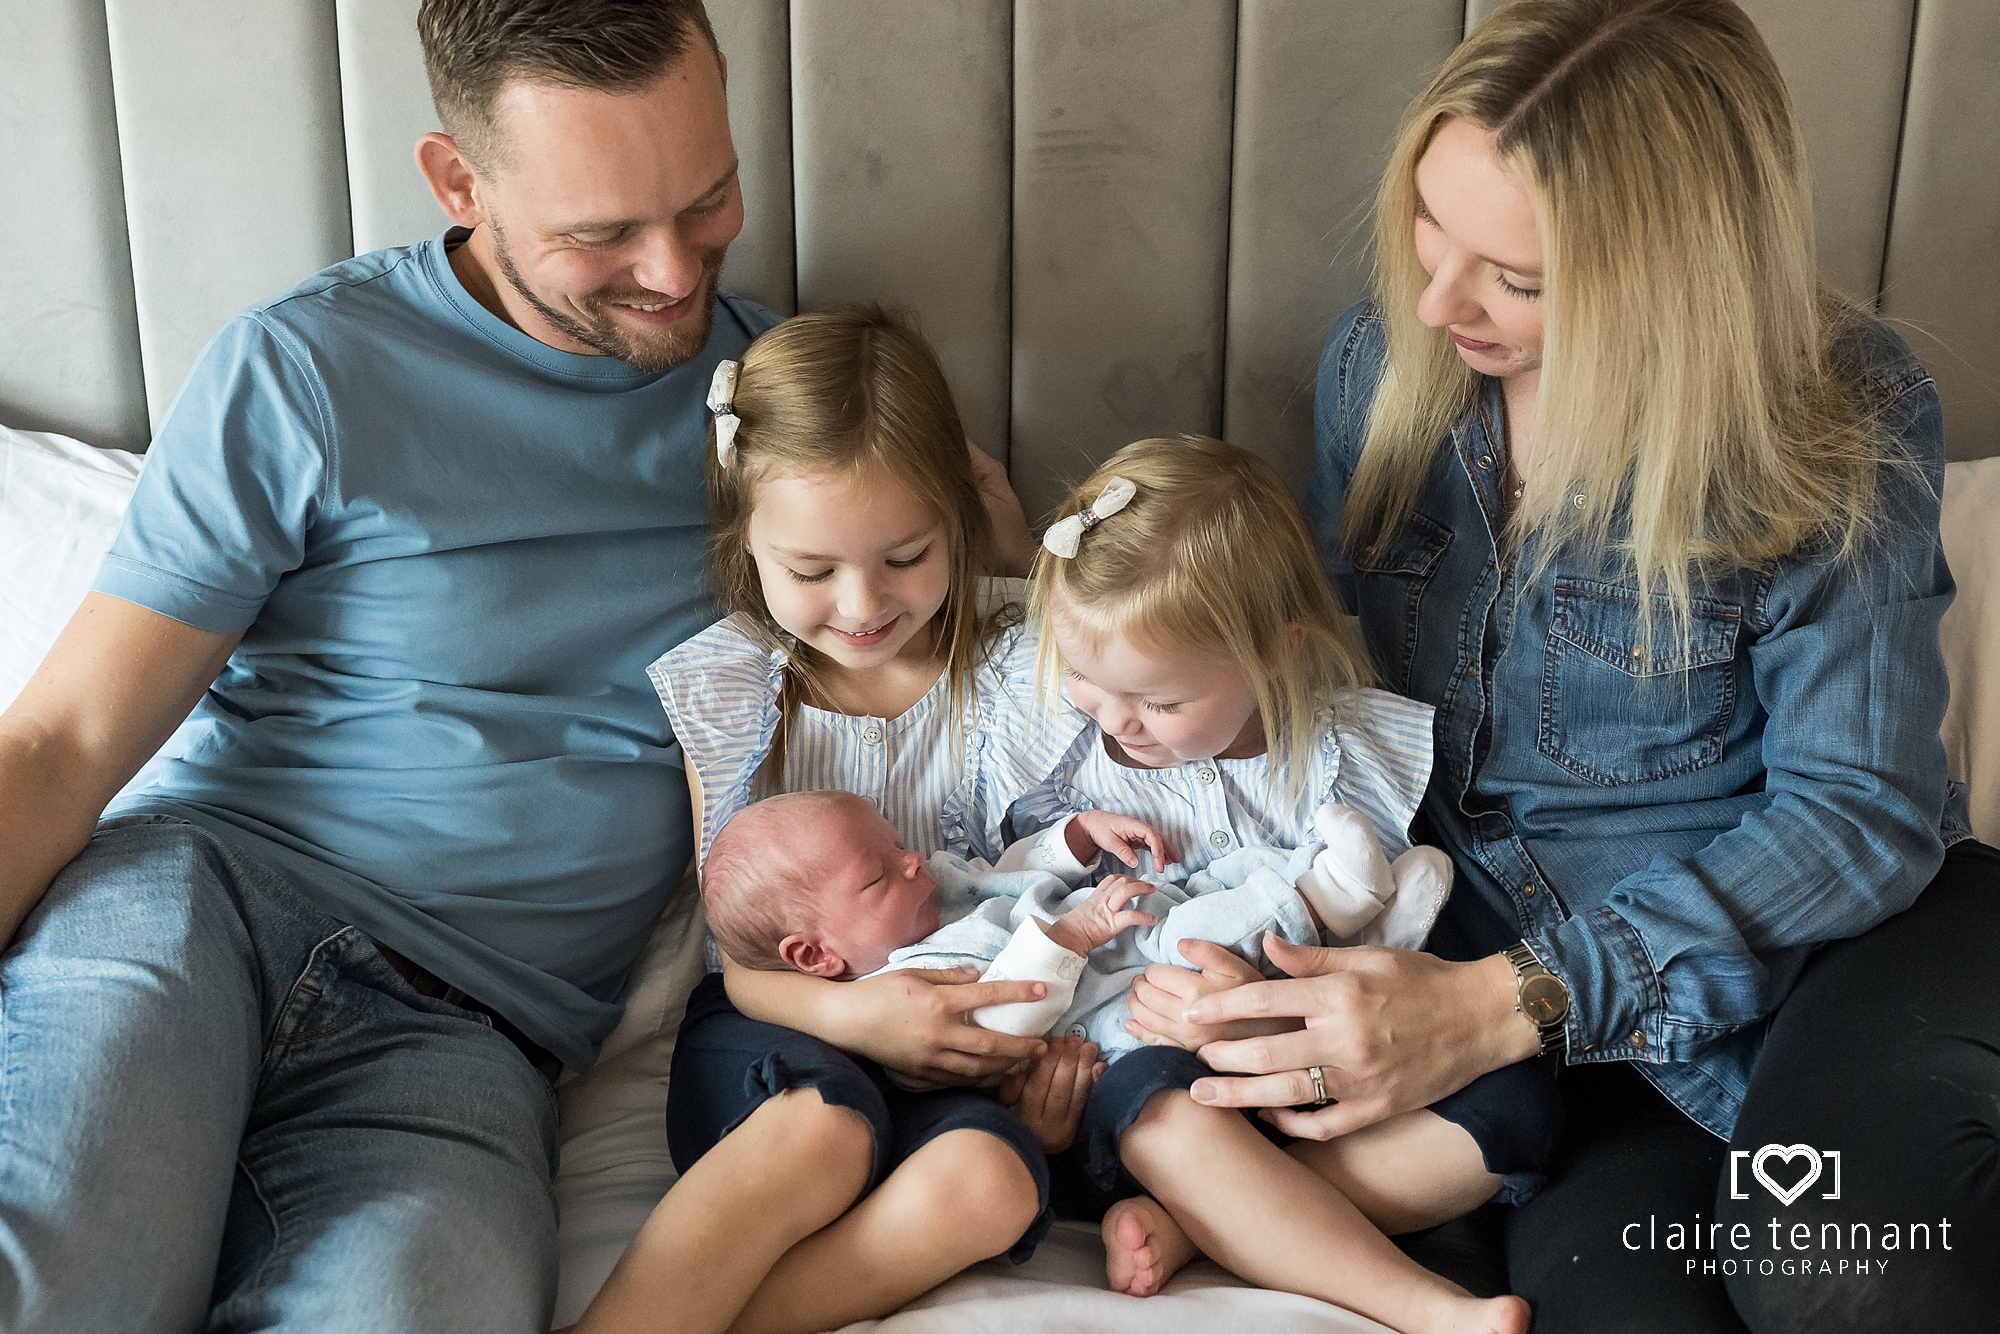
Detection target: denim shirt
<box><xmin>1306</xmin><ymin>302</ymin><xmax>1967</xmax><ymax>1139</ymax></box>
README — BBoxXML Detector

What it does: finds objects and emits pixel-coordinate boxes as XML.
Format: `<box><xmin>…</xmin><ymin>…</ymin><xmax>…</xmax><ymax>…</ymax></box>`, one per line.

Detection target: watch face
<box><xmin>1521</xmin><ymin>973</ymin><xmax>1569</xmax><ymax>1026</ymax></box>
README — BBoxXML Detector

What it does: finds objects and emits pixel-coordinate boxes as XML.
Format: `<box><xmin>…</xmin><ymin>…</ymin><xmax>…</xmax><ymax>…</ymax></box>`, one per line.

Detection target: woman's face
<box><xmin>746</xmin><ymin>466</ymin><xmax>951</xmax><ymax>674</ymax></box>
<box><xmin>1412</xmin><ymin>118</ymin><xmax>1546</xmax><ymax>383</ymax></box>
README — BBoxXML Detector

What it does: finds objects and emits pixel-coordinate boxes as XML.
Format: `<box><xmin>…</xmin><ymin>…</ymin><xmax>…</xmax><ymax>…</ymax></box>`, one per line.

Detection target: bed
<box><xmin>5</xmin><ymin>422</ymin><xmax>1994</xmax><ymax>1330</ymax></box>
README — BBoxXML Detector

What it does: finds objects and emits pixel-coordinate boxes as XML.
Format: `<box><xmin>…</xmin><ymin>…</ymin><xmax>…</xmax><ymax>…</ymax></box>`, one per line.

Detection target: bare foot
<box><xmin>1101</xmin><ymin>1195</ymin><xmax>1199</xmax><ymax>1297</ymax></box>
<box><xmin>1433</xmin><ymin>1292</ymin><xmax>1531</xmax><ymax>1334</ymax></box>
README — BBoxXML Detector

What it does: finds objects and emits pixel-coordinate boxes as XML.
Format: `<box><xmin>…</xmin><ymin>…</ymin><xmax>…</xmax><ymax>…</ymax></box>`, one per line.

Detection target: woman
<box><xmin>1128</xmin><ymin>1</ymin><xmax>1998</xmax><ymax>1330</ymax></box>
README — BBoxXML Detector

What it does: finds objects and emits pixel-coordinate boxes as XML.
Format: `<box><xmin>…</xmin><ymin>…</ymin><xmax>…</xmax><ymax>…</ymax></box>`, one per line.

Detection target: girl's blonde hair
<box><xmin>1350</xmin><ymin>0</ymin><xmax>1895</xmax><ymax>646</ymax></box>
<box><xmin>1029</xmin><ymin>436</ymin><xmax>1375</xmax><ymax>799</ymax></box>
<box><xmin>706</xmin><ymin>303</ymin><xmax>1000</xmax><ymax>759</ymax></box>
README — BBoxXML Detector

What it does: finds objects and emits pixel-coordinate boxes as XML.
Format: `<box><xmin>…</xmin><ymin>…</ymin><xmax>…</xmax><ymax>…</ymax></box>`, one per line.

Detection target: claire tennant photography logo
<box><xmin>1620</xmin><ymin>1142</ymin><xmax>1954</xmax><ymax>1279</ymax></box>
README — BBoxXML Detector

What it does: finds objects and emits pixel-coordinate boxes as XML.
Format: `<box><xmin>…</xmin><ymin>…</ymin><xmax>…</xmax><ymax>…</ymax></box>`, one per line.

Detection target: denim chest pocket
<box><xmin>1539</xmin><ymin>578</ymin><xmax>1743</xmax><ymax>786</ymax></box>
<box><xmin>1353</xmin><ymin>512</ymin><xmax>1453</xmax><ymax>695</ymax></box>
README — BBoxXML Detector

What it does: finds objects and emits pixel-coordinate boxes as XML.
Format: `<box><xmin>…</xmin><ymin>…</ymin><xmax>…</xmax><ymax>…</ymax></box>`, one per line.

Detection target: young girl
<box><xmin>570</xmin><ymin>305</ymin><xmax>1113</xmax><ymax>1334</ymax></box>
<box><xmin>1022</xmin><ymin>436</ymin><xmax>1545</xmax><ymax>1334</ymax></box>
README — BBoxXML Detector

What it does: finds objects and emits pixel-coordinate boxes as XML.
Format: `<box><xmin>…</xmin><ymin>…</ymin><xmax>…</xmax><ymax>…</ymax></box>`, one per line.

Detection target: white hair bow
<box><xmin>1042</xmin><ymin>476</ymin><xmax>1137</xmax><ymax>559</ymax></box>
<box><xmin>707</xmin><ymin>360</ymin><xmax>742</xmax><ymax>467</ymax></box>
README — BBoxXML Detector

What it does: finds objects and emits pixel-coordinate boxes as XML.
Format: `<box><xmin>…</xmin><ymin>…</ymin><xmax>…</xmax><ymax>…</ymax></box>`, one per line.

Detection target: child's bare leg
<box><xmin>570</xmin><ymin>1088</ymin><xmax>874</xmax><ymax>1334</ymax></box>
<box><xmin>727</xmin><ymin>1127</ymin><xmax>1042</xmax><ymax>1334</ymax></box>
<box><xmin>1286</xmin><ymin>1108</ymin><xmax>1503</xmax><ymax>1236</ymax></box>
<box><xmin>1101</xmin><ymin>1194</ymin><xmax>1199</xmax><ymax>1296</ymax></box>
<box><xmin>1120</xmin><ymin>1091</ymin><xmax>1528</xmax><ymax>1334</ymax></box>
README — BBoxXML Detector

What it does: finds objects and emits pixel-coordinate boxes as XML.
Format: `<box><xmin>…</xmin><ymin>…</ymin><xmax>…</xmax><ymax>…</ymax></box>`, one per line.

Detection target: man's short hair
<box><xmin>417</xmin><ymin>0</ymin><xmax>719</xmax><ymax>169</ymax></box>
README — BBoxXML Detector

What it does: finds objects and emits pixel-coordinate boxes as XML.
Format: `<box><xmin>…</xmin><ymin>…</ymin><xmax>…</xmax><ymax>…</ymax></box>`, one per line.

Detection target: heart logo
<box><xmin>1752</xmin><ymin>1144</ymin><xmax>1822</xmax><ymax>1206</ymax></box>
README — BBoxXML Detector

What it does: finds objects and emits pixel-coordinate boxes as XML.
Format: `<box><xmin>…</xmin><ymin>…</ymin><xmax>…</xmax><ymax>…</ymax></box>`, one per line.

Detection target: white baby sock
<box><xmin>1358</xmin><ymin>845</ymin><xmax>1455</xmax><ymax>950</ymax></box>
<box><xmin>1294</xmin><ymin>802</ymin><xmax>1397</xmax><ymax>938</ymax></box>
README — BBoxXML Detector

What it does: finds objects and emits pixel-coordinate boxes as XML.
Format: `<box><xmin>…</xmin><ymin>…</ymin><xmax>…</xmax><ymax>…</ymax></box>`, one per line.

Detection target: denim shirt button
<box><xmin>1477</xmin><ymin>453</ymin><xmax>1494</xmax><ymax>469</ymax></box>
<box><xmin>1630</xmin><ymin>1030</ymin><xmax>1648</xmax><ymax>1050</ymax></box>
<box><xmin>1524</xmin><ymin>882</ymin><xmax>1538</xmax><ymax>898</ymax></box>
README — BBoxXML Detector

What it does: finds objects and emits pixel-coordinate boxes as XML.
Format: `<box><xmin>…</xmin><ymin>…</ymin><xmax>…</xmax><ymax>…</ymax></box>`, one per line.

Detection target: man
<box><xmin>0</xmin><ymin>4</ymin><xmax>1032</xmax><ymax>1330</ymax></box>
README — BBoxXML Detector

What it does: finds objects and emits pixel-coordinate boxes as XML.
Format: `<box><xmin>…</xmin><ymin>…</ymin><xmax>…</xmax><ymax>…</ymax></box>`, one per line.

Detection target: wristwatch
<box><xmin>1502</xmin><ymin>941</ymin><xmax>1569</xmax><ymax>1057</ymax></box>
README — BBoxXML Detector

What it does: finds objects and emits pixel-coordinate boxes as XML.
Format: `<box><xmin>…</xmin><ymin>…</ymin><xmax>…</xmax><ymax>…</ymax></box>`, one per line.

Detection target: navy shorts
<box><xmin>1072</xmin><ymin>1042</ymin><xmax>1561</xmax><ymax>1212</ymax></box>
<box><xmin>666</xmin><ymin>973</ymin><xmax>1054</xmax><ymax>1262</ymax></box>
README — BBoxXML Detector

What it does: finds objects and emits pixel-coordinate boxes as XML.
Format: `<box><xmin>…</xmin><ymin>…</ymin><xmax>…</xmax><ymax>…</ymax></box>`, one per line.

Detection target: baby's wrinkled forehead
<box><xmin>765</xmin><ymin>790</ymin><xmax>888</xmax><ymax>864</ymax></box>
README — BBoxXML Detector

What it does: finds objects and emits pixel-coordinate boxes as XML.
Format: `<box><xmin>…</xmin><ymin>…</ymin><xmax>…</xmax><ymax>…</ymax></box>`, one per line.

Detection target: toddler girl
<box><xmin>1022</xmin><ymin>436</ymin><xmax>1546</xmax><ymax>1334</ymax></box>
<box><xmin>571</xmin><ymin>306</ymin><xmax>1102</xmax><ymax>1334</ymax></box>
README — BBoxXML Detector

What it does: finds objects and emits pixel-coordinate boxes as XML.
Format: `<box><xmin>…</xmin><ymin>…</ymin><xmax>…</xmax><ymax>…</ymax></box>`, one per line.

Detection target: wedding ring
<box><xmin>1307</xmin><ymin>1064</ymin><xmax>1329</xmax><ymax>1106</ymax></box>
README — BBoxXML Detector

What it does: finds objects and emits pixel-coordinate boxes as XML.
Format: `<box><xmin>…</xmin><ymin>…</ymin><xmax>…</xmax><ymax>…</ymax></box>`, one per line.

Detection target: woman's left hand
<box><xmin>967</xmin><ymin>440</ymin><xmax>1036</xmax><ymax>577</ymax></box>
<box><xmin>1184</xmin><ymin>935</ymin><xmax>1534</xmax><ymax>1140</ymax></box>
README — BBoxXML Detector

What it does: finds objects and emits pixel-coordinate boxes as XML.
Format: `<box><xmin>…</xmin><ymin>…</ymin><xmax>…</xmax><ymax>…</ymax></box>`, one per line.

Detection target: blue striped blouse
<box><xmin>647</xmin><ymin>581</ymin><xmax>1089</xmax><ymax>872</ymax></box>
<box><xmin>1006</xmin><ymin>688</ymin><xmax>1438</xmax><ymax>881</ymax></box>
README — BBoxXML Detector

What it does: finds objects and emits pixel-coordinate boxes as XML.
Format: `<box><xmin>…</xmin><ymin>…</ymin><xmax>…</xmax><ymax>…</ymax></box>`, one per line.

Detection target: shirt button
<box><xmin>1209</xmin><ymin>830</ymin><xmax>1231</xmax><ymax>850</ymax></box>
<box><xmin>1464</xmin><ymin>663</ymin><xmax>1477</xmax><ymax>679</ymax></box>
<box><xmin>1629</xmin><ymin>645</ymin><xmax>1648</xmax><ymax>665</ymax></box>
<box><xmin>1196</xmin><ymin>767</ymin><xmax>1216</xmax><ymax>784</ymax></box>
<box><xmin>1524</xmin><ymin>882</ymin><xmax>1537</xmax><ymax>898</ymax></box>
<box><xmin>1630</xmin><ymin>1030</ymin><xmax>1648</xmax><ymax>1050</ymax></box>
<box><xmin>1068</xmin><ymin>1025</ymin><xmax>1087</xmax><ymax>1039</ymax></box>
<box><xmin>1571</xmin><ymin>491</ymin><xmax>1588</xmax><ymax>509</ymax></box>
<box><xmin>861</xmin><ymin>725</ymin><xmax>883</xmax><ymax>744</ymax></box>
<box><xmin>1477</xmin><ymin>453</ymin><xmax>1494</xmax><ymax>469</ymax></box>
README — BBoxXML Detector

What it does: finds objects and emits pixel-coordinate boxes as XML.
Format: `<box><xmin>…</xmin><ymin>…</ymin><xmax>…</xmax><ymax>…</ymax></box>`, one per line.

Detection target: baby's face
<box><xmin>803</xmin><ymin>802</ymin><xmax>942</xmax><ymax>977</ymax></box>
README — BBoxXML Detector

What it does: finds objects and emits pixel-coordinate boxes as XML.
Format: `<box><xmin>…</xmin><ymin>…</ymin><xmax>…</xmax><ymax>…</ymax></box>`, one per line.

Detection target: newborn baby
<box><xmin>701</xmin><ymin>790</ymin><xmax>1453</xmax><ymax>1060</ymax></box>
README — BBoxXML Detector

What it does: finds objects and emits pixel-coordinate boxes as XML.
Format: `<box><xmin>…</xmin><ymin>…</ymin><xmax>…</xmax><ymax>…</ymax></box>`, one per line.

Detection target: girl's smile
<box><xmin>745</xmin><ymin>467</ymin><xmax>950</xmax><ymax>685</ymax></box>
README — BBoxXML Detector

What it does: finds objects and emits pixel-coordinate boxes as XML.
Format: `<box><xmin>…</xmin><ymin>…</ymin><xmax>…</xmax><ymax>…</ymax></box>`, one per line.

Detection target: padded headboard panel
<box><xmin>5</xmin><ymin>0</ymin><xmax>1996</xmax><ymax>507</ymax></box>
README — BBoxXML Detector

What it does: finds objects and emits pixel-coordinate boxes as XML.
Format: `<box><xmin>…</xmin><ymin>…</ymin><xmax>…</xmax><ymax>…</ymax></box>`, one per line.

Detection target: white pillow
<box><xmin>0</xmin><ymin>425</ymin><xmax>143</xmax><ymax>712</ymax></box>
<box><xmin>1941</xmin><ymin>456</ymin><xmax>2000</xmax><ymax>844</ymax></box>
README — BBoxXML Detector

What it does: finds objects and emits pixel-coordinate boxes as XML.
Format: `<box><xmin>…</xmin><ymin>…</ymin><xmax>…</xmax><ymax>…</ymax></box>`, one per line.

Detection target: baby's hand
<box><xmin>998</xmin><ymin>1035</ymin><xmax>1104</xmax><ymax>1153</ymax></box>
<box><xmin>1066</xmin><ymin>810</ymin><xmax>1178</xmax><ymax>871</ymax></box>
<box><xmin>1042</xmin><ymin>874</ymin><xmax>1157</xmax><ymax>957</ymax></box>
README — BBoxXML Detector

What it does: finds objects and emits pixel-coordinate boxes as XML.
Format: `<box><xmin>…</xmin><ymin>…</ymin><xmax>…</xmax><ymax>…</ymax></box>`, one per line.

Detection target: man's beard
<box><xmin>490</xmin><ymin>222</ymin><xmax>726</xmax><ymax>374</ymax></box>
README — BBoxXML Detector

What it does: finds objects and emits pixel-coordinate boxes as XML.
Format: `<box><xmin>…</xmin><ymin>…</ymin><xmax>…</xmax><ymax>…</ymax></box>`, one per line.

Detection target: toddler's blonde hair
<box><xmin>1029</xmin><ymin>436</ymin><xmax>1375</xmax><ymax>800</ymax></box>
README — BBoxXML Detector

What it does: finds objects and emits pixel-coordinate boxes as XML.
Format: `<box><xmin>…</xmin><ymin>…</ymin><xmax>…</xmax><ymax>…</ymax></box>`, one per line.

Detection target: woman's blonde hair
<box><xmin>1029</xmin><ymin>436</ymin><xmax>1375</xmax><ymax>799</ymax></box>
<box><xmin>706</xmin><ymin>304</ymin><xmax>1000</xmax><ymax>761</ymax></box>
<box><xmin>1349</xmin><ymin>0</ymin><xmax>1896</xmax><ymax>645</ymax></box>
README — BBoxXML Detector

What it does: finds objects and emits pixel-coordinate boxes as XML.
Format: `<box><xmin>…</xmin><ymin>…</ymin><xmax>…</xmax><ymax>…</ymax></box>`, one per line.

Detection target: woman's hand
<box><xmin>1123</xmin><ymin>939</ymin><xmax>1298</xmax><ymax>1052</ymax></box>
<box><xmin>967</xmin><ymin>441</ymin><xmax>1035</xmax><ymax>577</ymax></box>
<box><xmin>998</xmin><ymin>1035</ymin><xmax>1104</xmax><ymax>1153</ymax></box>
<box><xmin>827</xmin><ymin>966</ymin><xmax>1053</xmax><ymax>1085</ymax></box>
<box><xmin>1182</xmin><ymin>936</ymin><xmax>1537</xmax><ymax>1139</ymax></box>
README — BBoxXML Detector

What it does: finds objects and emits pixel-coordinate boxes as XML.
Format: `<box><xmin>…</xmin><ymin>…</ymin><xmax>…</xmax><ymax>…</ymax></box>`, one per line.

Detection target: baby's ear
<box><xmin>778</xmin><ymin>932</ymin><xmax>847</xmax><ymax>979</ymax></box>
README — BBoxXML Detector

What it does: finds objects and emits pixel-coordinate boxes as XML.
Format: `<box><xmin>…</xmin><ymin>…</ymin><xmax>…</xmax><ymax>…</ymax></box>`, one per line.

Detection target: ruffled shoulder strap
<box><xmin>1315</xmin><ymin>687</ymin><xmax>1438</xmax><ymax>860</ymax></box>
<box><xmin>949</xmin><ymin>617</ymin><xmax>1092</xmax><ymax>860</ymax></box>
<box><xmin>645</xmin><ymin>614</ymin><xmax>787</xmax><ymax>865</ymax></box>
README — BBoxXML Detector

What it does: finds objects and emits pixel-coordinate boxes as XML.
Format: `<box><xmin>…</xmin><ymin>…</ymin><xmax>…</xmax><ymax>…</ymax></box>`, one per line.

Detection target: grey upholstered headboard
<box><xmin>6</xmin><ymin>0</ymin><xmax>1996</xmax><ymax>519</ymax></box>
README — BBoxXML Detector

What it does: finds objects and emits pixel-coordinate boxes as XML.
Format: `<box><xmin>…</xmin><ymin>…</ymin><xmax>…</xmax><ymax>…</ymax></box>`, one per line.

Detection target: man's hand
<box><xmin>1124</xmin><ymin>938</ymin><xmax>1296</xmax><ymax>1052</ymax></box>
<box><xmin>967</xmin><ymin>441</ymin><xmax>1035</xmax><ymax>577</ymax></box>
<box><xmin>998</xmin><ymin>1035</ymin><xmax>1103</xmax><ymax>1153</ymax></box>
<box><xmin>1065</xmin><ymin>809</ymin><xmax>1177</xmax><ymax>871</ymax></box>
<box><xmin>1041</xmin><ymin>874</ymin><xmax>1156</xmax><ymax>957</ymax></box>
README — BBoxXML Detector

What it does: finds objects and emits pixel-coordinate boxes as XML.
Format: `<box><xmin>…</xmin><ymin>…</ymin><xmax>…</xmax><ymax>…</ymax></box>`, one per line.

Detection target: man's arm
<box><xmin>0</xmin><ymin>593</ymin><xmax>242</xmax><ymax>944</ymax></box>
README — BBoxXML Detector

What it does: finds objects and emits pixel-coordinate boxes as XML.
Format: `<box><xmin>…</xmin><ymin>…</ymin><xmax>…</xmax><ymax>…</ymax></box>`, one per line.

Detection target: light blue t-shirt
<box><xmin>94</xmin><ymin>227</ymin><xmax>777</xmax><ymax>1069</ymax></box>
